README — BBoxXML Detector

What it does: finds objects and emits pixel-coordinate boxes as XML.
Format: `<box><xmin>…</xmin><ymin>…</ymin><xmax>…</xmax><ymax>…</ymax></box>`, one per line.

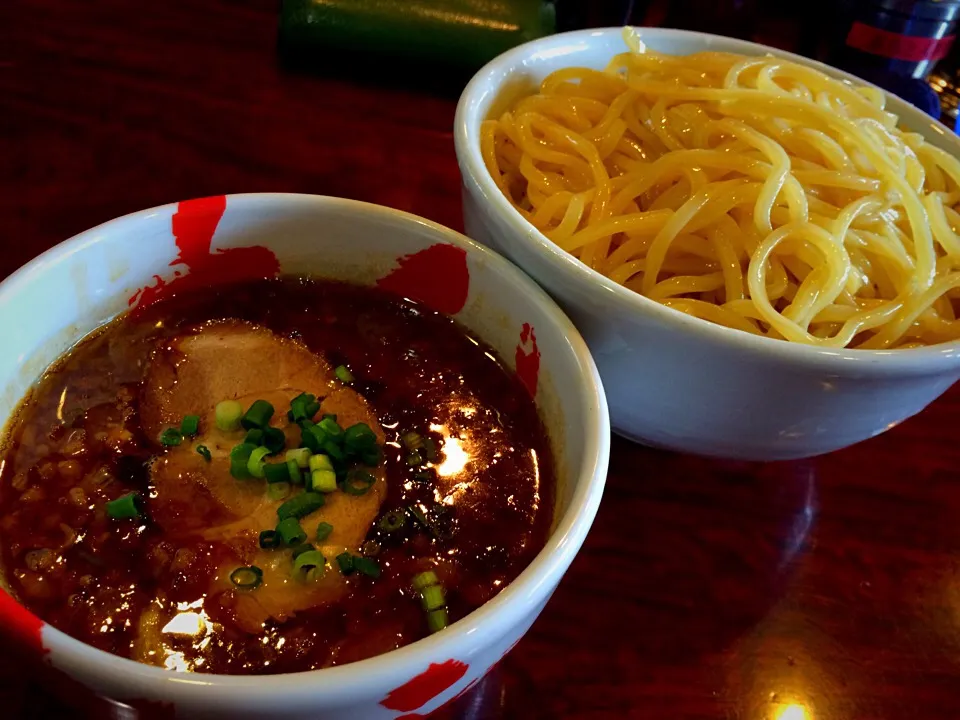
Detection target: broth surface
<box><xmin>0</xmin><ymin>278</ymin><xmax>554</xmax><ymax>674</ymax></box>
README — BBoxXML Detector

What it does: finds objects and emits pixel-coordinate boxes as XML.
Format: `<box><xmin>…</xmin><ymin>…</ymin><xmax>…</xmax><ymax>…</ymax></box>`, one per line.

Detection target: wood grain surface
<box><xmin>2</xmin><ymin>2</ymin><xmax>960</xmax><ymax>718</ymax></box>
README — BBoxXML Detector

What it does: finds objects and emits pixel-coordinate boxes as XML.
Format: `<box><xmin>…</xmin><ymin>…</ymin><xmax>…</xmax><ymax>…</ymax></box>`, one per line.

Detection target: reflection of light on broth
<box><xmin>159</xmin><ymin>599</ymin><xmax>215</xmax><ymax>671</ymax></box>
<box><xmin>774</xmin><ymin>704</ymin><xmax>809</xmax><ymax>720</ymax></box>
<box><xmin>429</xmin><ymin>422</ymin><xmax>470</xmax><ymax>478</ymax></box>
<box><xmin>161</xmin><ymin>611</ymin><xmax>206</xmax><ymax>637</ymax></box>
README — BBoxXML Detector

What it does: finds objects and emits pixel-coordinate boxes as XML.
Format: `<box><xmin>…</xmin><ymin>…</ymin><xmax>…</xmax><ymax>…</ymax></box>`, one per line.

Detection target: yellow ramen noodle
<box><xmin>480</xmin><ymin>28</ymin><xmax>960</xmax><ymax>349</ymax></box>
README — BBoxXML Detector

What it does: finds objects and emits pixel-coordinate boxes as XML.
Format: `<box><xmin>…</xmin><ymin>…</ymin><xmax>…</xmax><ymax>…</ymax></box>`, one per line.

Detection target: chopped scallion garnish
<box><xmin>241</xmin><ymin>399</ymin><xmax>274</xmax><ymax>430</ymax></box>
<box><xmin>427</xmin><ymin>607</ymin><xmax>448</xmax><ymax>632</ymax></box>
<box><xmin>378</xmin><ymin>510</ymin><xmax>407</xmax><ymax>533</ymax></box>
<box><xmin>401</xmin><ymin>431</ymin><xmax>423</xmax><ymax>451</ymax></box>
<box><xmin>262</xmin><ymin>426</ymin><xmax>286</xmax><ymax>455</ymax></box>
<box><xmin>308</xmin><ymin>454</ymin><xmax>333</xmax><ymax>472</ymax></box>
<box><xmin>292</xmin><ymin>549</ymin><xmax>326</xmax><ymax>582</ymax></box>
<box><xmin>259</xmin><ymin>530</ymin><xmax>280</xmax><ymax>549</ymax></box>
<box><xmin>107</xmin><ymin>492</ymin><xmax>142</xmax><ymax>520</ymax></box>
<box><xmin>180</xmin><ymin>415</ymin><xmax>200</xmax><ymax>437</ymax></box>
<box><xmin>196</xmin><ymin>444</ymin><xmax>212</xmax><ymax>462</ymax></box>
<box><xmin>277</xmin><ymin>491</ymin><xmax>325</xmax><ymax>520</ymax></box>
<box><xmin>287</xmin><ymin>459</ymin><xmax>303</xmax><ymax>485</ymax></box>
<box><xmin>315</xmin><ymin>522</ymin><xmax>333</xmax><ymax>542</ymax></box>
<box><xmin>215</xmin><ymin>400</ymin><xmax>244</xmax><ymax>432</ymax></box>
<box><xmin>420</xmin><ymin>584</ymin><xmax>445</xmax><ymax>611</ymax></box>
<box><xmin>412</xmin><ymin>571</ymin><xmax>439</xmax><ymax>592</ymax></box>
<box><xmin>287</xmin><ymin>393</ymin><xmax>318</xmax><ymax>424</ymax></box>
<box><xmin>276</xmin><ymin>517</ymin><xmax>306</xmax><ymax>547</ymax></box>
<box><xmin>263</xmin><ymin>462</ymin><xmax>290</xmax><ymax>484</ymax></box>
<box><xmin>247</xmin><ymin>446</ymin><xmax>272</xmax><ymax>479</ymax></box>
<box><xmin>343</xmin><ymin>469</ymin><xmax>376</xmax><ymax>496</ymax></box>
<box><xmin>310</xmin><ymin>469</ymin><xmax>337</xmax><ymax>493</ymax></box>
<box><xmin>334</xmin><ymin>365</ymin><xmax>354</xmax><ymax>383</ymax></box>
<box><xmin>412</xmin><ymin>571</ymin><xmax>447</xmax><ymax>632</ymax></box>
<box><xmin>354</xmin><ymin>556</ymin><xmax>381</xmax><ymax>578</ymax></box>
<box><xmin>286</xmin><ymin>447</ymin><xmax>312</xmax><ymax>469</ymax></box>
<box><xmin>230</xmin><ymin>443</ymin><xmax>257</xmax><ymax>479</ymax></box>
<box><xmin>336</xmin><ymin>552</ymin><xmax>354</xmax><ymax>575</ymax></box>
<box><xmin>160</xmin><ymin>427</ymin><xmax>184</xmax><ymax>447</ymax></box>
<box><xmin>230</xmin><ymin>566</ymin><xmax>263</xmax><ymax>590</ymax></box>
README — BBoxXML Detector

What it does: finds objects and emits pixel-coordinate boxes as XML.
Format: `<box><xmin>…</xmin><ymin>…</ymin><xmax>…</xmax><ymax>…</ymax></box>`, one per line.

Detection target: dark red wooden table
<box><xmin>3</xmin><ymin>2</ymin><xmax>960</xmax><ymax>718</ymax></box>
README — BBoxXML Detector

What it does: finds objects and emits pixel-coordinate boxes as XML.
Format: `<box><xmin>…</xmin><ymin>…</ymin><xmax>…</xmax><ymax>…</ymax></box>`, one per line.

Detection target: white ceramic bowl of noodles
<box><xmin>0</xmin><ymin>194</ymin><xmax>609</xmax><ymax>718</ymax></box>
<box><xmin>454</xmin><ymin>26</ymin><xmax>960</xmax><ymax>461</ymax></box>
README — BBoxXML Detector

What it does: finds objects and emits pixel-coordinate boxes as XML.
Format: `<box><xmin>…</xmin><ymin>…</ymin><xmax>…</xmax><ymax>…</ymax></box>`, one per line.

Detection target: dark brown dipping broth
<box><xmin>0</xmin><ymin>278</ymin><xmax>554</xmax><ymax>674</ymax></box>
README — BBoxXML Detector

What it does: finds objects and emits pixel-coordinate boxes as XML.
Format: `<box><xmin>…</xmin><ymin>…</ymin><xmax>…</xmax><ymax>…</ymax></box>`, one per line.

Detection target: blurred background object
<box><xmin>278</xmin><ymin>0</ymin><xmax>960</xmax><ymax>121</ymax></box>
<box><xmin>280</xmin><ymin>0</ymin><xmax>558</xmax><ymax>85</ymax></box>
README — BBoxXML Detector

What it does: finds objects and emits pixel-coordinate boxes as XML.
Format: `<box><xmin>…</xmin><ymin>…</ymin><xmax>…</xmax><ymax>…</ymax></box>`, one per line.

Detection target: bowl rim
<box><xmin>453</xmin><ymin>26</ymin><xmax>960</xmax><ymax>376</ymax></box>
<box><xmin>0</xmin><ymin>193</ymin><xmax>610</xmax><ymax>703</ymax></box>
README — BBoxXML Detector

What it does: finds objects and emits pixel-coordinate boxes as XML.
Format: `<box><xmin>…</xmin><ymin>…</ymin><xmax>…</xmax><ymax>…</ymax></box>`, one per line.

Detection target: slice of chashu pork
<box><xmin>139</xmin><ymin>320</ymin><xmax>386</xmax><ymax>633</ymax></box>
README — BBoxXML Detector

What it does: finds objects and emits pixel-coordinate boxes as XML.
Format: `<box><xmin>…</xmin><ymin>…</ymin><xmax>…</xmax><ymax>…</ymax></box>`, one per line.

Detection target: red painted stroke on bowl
<box><xmin>128</xmin><ymin>195</ymin><xmax>280</xmax><ymax>312</ymax></box>
<box><xmin>0</xmin><ymin>587</ymin><xmax>45</xmax><ymax>654</ymax></box>
<box><xmin>381</xmin><ymin>659</ymin><xmax>469</xmax><ymax>712</ymax></box>
<box><xmin>377</xmin><ymin>244</ymin><xmax>469</xmax><ymax>315</ymax></box>
<box><xmin>515</xmin><ymin>323</ymin><xmax>540</xmax><ymax>398</ymax></box>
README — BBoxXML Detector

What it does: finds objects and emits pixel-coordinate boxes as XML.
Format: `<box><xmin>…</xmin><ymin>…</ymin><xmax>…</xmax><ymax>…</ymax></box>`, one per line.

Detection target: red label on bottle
<box><xmin>846</xmin><ymin>22</ymin><xmax>955</xmax><ymax>63</ymax></box>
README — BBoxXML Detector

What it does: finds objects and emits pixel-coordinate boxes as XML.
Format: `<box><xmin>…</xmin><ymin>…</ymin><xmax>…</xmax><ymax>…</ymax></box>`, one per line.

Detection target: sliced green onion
<box><xmin>401</xmin><ymin>431</ymin><xmax>423</xmax><ymax>451</ymax></box>
<box><xmin>287</xmin><ymin>459</ymin><xmax>303</xmax><ymax>485</ymax></box>
<box><xmin>300</xmin><ymin>423</ymin><xmax>327</xmax><ymax>454</ymax></box>
<box><xmin>336</xmin><ymin>552</ymin><xmax>354</xmax><ymax>575</ymax></box>
<box><xmin>267</xmin><ymin>481</ymin><xmax>291</xmax><ymax>501</ymax></box>
<box><xmin>277</xmin><ymin>491</ymin><xmax>325</xmax><ymax>520</ymax></box>
<box><xmin>247</xmin><ymin>446</ymin><xmax>272</xmax><ymax>478</ymax></box>
<box><xmin>230</xmin><ymin>443</ymin><xmax>256</xmax><ymax>479</ymax></box>
<box><xmin>291</xmin><ymin>542</ymin><xmax>315</xmax><ymax>560</ymax></box>
<box><xmin>322</xmin><ymin>413</ymin><xmax>337</xmax><ymax>423</ymax></box>
<box><xmin>259</xmin><ymin>530</ymin><xmax>280</xmax><ymax>549</ymax></box>
<box><xmin>180</xmin><ymin>415</ymin><xmax>200</xmax><ymax>437</ymax></box>
<box><xmin>292</xmin><ymin>550</ymin><xmax>326</xmax><ymax>582</ymax></box>
<box><xmin>107</xmin><ymin>492</ymin><xmax>142</xmax><ymax>520</ymax></box>
<box><xmin>263</xmin><ymin>462</ymin><xmax>290</xmax><ymax>484</ymax></box>
<box><xmin>215</xmin><ymin>400</ymin><xmax>244</xmax><ymax>432</ymax></box>
<box><xmin>343</xmin><ymin>423</ymin><xmax>376</xmax><ymax>451</ymax></box>
<box><xmin>322</xmin><ymin>440</ymin><xmax>345</xmax><ymax>463</ymax></box>
<box><xmin>315</xmin><ymin>522</ymin><xmax>333</xmax><ymax>542</ymax></box>
<box><xmin>244</xmin><ymin>428</ymin><xmax>264</xmax><ymax>446</ymax></box>
<box><xmin>276</xmin><ymin>517</ymin><xmax>306</xmax><ymax>547</ymax></box>
<box><xmin>196</xmin><ymin>444</ymin><xmax>212</xmax><ymax>462</ymax></box>
<box><xmin>343</xmin><ymin>469</ymin><xmax>376</xmax><ymax>496</ymax></box>
<box><xmin>353</xmin><ymin>556</ymin><xmax>381</xmax><ymax>579</ymax></box>
<box><xmin>412</xmin><ymin>571</ymin><xmax>439</xmax><ymax>592</ymax></box>
<box><xmin>286</xmin><ymin>448</ymin><xmax>312</xmax><ymax>469</ymax></box>
<box><xmin>288</xmin><ymin>393</ymin><xmax>318</xmax><ymax>424</ymax></box>
<box><xmin>407</xmin><ymin>504</ymin><xmax>430</xmax><ymax>529</ymax></box>
<box><xmin>406</xmin><ymin>450</ymin><xmax>424</xmax><ymax>467</ymax></box>
<box><xmin>262</xmin><ymin>426</ymin><xmax>286</xmax><ymax>455</ymax></box>
<box><xmin>334</xmin><ymin>365</ymin><xmax>354</xmax><ymax>383</ymax></box>
<box><xmin>241</xmin><ymin>399</ymin><xmax>274</xmax><ymax>430</ymax></box>
<box><xmin>308</xmin><ymin>454</ymin><xmax>333</xmax><ymax>472</ymax></box>
<box><xmin>160</xmin><ymin>427</ymin><xmax>183</xmax><ymax>447</ymax></box>
<box><xmin>422</xmin><ymin>437</ymin><xmax>439</xmax><ymax>463</ymax></box>
<box><xmin>360</xmin><ymin>446</ymin><xmax>382</xmax><ymax>467</ymax></box>
<box><xmin>378</xmin><ymin>510</ymin><xmax>407</xmax><ymax>533</ymax></box>
<box><xmin>310</xmin><ymin>469</ymin><xmax>337</xmax><ymax>493</ymax></box>
<box><xmin>230</xmin><ymin>566</ymin><xmax>263</xmax><ymax>590</ymax></box>
<box><xmin>305</xmin><ymin>401</ymin><xmax>321</xmax><ymax>419</ymax></box>
<box><xmin>319</xmin><ymin>417</ymin><xmax>341</xmax><ymax>436</ymax></box>
<box><xmin>420</xmin><ymin>584</ymin><xmax>445</xmax><ymax>611</ymax></box>
<box><xmin>427</xmin><ymin>607</ymin><xmax>448</xmax><ymax>633</ymax></box>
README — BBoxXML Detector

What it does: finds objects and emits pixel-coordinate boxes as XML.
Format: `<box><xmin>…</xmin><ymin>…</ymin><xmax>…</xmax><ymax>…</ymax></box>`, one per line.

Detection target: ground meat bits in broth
<box><xmin>0</xmin><ymin>278</ymin><xmax>554</xmax><ymax>674</ymax></box>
